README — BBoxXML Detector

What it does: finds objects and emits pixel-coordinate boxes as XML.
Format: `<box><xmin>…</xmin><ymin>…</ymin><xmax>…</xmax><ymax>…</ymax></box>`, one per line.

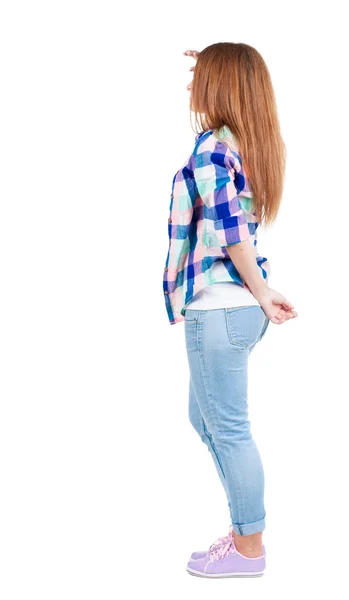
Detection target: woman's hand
<box><xmin>256</xmin><ymin>287</ymin><xmax>298</xmax><ymax>324</ymax></box>
<box><xmin>226</xmin><ymin>241</ymin><xmax>296</xmax><ymax>326</ymax></box>
<box><xmin>184</xmin><ymin>50</ymin><xmax>200</xmax><ymax>91</ymax></box>
<box><xmin>183</xmin><ymin>50</ymin><xmax>200</xmax><ymax>60</ymax></box>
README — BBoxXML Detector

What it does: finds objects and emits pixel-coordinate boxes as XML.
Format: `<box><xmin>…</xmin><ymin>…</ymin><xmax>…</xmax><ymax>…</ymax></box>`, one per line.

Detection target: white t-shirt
<box><xmin>185</xmin><ymin>281</ymin><xmax>260</xmax><ymax>310</ymax></box>
<box><xmin>185</xmin><ymin>260</ymin><xmax>260</xmax><ymax>310</ymax></box>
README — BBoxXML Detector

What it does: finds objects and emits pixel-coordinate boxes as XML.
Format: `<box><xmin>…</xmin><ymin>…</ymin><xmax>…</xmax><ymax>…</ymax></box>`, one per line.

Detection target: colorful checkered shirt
<box><xmin>163</xmin><ymin>126</ymin><xmax>271</xmax><ymax>325</ymax></box>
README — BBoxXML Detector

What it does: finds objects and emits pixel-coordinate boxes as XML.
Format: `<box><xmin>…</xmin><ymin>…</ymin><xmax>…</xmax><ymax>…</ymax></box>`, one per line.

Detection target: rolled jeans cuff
<box><xmin>232</xmin><ymin>515</ymin><xmax>266</xmax><ymax>536</ymax></box>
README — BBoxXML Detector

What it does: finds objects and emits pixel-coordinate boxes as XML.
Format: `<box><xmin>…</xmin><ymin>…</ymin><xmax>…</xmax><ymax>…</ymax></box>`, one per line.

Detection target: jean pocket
<box><xmin>225</xmin><ymin>306</ymin><xmax>266</xmax><ymax>349</ymax></box>
<box><xmin>258</xmin><ymin>315</ymin><xmax>270</xmax><ymax>341</ymax></box>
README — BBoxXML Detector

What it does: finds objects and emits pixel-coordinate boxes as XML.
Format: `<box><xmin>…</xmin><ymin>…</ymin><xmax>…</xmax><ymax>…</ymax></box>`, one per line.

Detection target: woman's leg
<box><xmin>189</xmin><ymin>376</ymin><xmax>232</xmax><ymax>515</ymax></box>
<box><xmin>184</xmin><ymin>306</ymin><xmax>269</xmax><ymax>555</ymax></box>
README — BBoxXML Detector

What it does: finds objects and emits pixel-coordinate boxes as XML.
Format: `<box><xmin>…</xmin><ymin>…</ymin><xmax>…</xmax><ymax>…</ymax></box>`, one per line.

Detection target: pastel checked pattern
<box><xmin>163</xmin><ymin>127</ymin><xmax>270</xmax><ymax>325</ymax></box>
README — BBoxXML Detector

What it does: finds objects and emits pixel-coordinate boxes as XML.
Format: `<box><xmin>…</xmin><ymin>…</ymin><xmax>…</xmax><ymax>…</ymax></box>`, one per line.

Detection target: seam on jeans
<box><xmin>199</xmin><ymin>417</ymin><xmax>205</xmax><ymax>440</ymax></box>
<box><xmin>196</xmin><ymin>317</ymin><xmax>217</xmax><ymax>438</ymax></box>
<box><xmin>184</xmin><ymin>312</ymin><xmax>199</xmax><ymax>323</ymax></box>
<box><xmin>255</xmin><ymin>316</ymin><xmax>269</xmax><ymax>344</ymax></box>
<box><xmin>189</xmin><ymin>377</ymin><xmax>202</xmax><ymax>438</ymax></box>
<box><xmin>224</xmin><ymin>307</ymin><xmax>240</xmax><ymax>346</ymax></box>
<box><xmin>202</xmin><ymin>420</ymin><xmax>226</xmax><ymax>482</ymax></box>
<box><xmin>196</xmin><ymin>313</ymin><xmax>244</xmax><ymax>525</ymax></box>
<box><xmin>224</xmin><ymin>307</ymin><xmax>250</xmax><ymax>349</ymax></box>
<box><xmin>260</xmin><ymin>316</ymin><xmax>270</xmax><ymax>340</ymax></box>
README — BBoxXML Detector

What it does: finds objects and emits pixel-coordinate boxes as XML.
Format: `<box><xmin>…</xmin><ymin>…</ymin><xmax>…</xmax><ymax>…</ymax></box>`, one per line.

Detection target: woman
<box><xmin>163</xmin><ymin>42</ymin><xmax>298</xmax><ymax>578</ymax></box>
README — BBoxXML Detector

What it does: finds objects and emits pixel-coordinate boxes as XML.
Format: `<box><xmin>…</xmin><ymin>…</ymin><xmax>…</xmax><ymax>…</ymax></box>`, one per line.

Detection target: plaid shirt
<box><xmin>163</xmin><ymin>126</ymin><xmax>271</xmax><ymax>325</ymax></box>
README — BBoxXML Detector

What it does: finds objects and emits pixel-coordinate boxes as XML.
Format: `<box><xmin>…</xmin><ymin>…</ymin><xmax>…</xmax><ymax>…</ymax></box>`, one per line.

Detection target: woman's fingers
<box><xmin>284</xmin><ymin>306</ymin><xmax>298</xmax><ymax>318</ymax></box>
<box><xmin>271</xmin><ymin>305</ymin><xmax>297</xmax><ymax>324</ymax></box>
<box><xmin>183</xmin><ymin>49</ymin><xmax>200</xmax><ymax>60</ymax></box>
<box><xmin>184</xmin><ymin>51</ymin><xmax>198</xmax><ymax>90</ymax></box>
<box><xmin>281</xmin><ymin>298</ymin><xmax>294</xmax><ymax>310</ymax></box>
<box><xmin>279</xmin><ymin>296</ymin><xmax>298</xmax><ymax>318</ymax></box>
<box><xmin>272</xmin><ymin>311</ymin><xmax>297</xmax><ymax>324</ymax></box>
<box><xmin>271</xmin><ymin>315</ymin><xmax>283</xmax><ymax>324</ymax></box>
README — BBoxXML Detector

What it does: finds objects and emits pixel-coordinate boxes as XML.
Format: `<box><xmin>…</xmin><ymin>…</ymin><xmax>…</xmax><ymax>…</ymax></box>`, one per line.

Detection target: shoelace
<box><xmin>209</xmin><ymin>536</ymin><xmax>235</xmax><ymax>563</ymax></box>
<box><xmin>208</xmin><ymin>525</ymin><xmax>235</xmax><ymax>560</ymax></box>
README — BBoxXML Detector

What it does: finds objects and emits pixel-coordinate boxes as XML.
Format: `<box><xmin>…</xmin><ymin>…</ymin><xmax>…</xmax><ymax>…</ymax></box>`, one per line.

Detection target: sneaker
<box><xmin>190</xmin><ymin>525</ymin><xmax>234</xmax><ymax>561</ymax></box>
<box><xmin>190</xmin><ymin>525</ymin><xmax>266</xmax><ymax>561</ymax></box>
<box><xmin>187</xmin><ymin>536</ymin><xmax>266</xmax><ymax>578</ymax></box>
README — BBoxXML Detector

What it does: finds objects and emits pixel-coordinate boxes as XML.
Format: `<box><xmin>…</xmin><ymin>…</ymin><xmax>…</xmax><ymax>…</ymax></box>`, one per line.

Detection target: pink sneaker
<box><xmin>190</xmin><ymin>525</ymin><xmax>265</xmax><ymax>561</ymax></box>
<box><xmin>187</xmin><ymin>536</ymin><xmax>266</xmax><ymax>578</ymax></box>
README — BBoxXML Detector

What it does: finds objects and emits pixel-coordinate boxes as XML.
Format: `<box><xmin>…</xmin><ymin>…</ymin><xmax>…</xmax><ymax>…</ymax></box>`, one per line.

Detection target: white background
<box><xmin>1</xmin><ymin>1</ymin><xmax>348</xmax><ymax>598</ymax></box>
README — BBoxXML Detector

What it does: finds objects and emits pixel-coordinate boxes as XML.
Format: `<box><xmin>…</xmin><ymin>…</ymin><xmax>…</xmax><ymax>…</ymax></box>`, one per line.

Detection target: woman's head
<box><xmin>190</xmin><ymin>42</ymin><xmax>286</xmax><ymax>226</ymax></box>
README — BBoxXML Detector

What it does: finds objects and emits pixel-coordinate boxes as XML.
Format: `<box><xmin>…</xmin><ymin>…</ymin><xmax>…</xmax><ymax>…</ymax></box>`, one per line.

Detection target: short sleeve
<box><xmin>194</xmin><ymin>140</ymin><xmax>250</xmax><ymax>247</ymax></box>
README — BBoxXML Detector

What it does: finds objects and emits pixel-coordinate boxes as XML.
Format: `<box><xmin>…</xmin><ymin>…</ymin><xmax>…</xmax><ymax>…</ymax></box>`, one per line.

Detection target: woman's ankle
<box><xmin>233</xmin><ymin>531</ymin><xmax>263</xmax><ymax>558</ymax></box>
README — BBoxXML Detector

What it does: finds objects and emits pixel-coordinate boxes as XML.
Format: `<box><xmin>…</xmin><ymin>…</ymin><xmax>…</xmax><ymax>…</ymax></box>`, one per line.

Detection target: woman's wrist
<box><xmin>248</xmin><ymin>279</ymin><xmax>269</xmax><ymax>302</ymax></box>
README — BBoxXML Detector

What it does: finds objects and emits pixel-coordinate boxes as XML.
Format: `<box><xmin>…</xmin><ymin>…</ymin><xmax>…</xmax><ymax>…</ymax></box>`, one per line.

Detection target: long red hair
<box><xmin>190</xmin><ymin>42</ymin><xmax>286</xmax><ymax>226</ymax></box>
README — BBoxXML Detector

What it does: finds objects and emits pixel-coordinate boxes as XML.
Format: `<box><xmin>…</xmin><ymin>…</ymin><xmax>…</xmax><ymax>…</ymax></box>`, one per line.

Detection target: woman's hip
<box><xmin>184</xmin><ymin>305</ymin><xmax>269</xmax><ymax>354</ymax></box>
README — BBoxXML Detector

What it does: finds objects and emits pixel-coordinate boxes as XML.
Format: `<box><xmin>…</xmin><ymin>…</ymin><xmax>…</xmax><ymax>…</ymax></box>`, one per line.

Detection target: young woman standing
<box><xmin>163</xmin><ymin>42</ymin><xmax>298</xmax><ymax>578</ymax></box>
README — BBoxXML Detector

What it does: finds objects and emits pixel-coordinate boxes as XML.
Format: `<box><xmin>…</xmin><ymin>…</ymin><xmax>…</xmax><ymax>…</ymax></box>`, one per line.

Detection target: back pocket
<box><xmin>225</xmin><ymin>306</ymin><xmax>266</xmax><ymax>349</ymax></box>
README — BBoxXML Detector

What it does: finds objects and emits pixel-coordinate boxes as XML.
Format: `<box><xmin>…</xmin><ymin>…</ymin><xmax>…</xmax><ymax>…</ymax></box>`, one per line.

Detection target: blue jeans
<box><xmin>184</xmin><ymin>305</ymin><xmax>270</xmax><ymax>536</ymax></box>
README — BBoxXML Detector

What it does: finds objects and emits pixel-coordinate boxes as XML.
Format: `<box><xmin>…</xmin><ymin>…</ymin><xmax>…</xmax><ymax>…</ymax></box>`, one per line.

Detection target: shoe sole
<box><xmin>187</xmin><ymin>567</ymin><xmax>264</xmax><ymax>578</ymax></box>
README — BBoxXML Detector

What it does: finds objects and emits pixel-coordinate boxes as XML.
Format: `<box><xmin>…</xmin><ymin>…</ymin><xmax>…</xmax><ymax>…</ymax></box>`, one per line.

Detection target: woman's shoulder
<box><xmin>173</xmin><ymin>126</ymin><xmax>241</xmax><ymax>180</ymax></box>
<box><xmin>193</xmin><ymin>126</ymin><xmax>240</xmax><ymax>157</ymax></box>
<box><xmin>214</xmin><ymin>125</ymin><xmax>240</xmax><ymax>155</ymax></box>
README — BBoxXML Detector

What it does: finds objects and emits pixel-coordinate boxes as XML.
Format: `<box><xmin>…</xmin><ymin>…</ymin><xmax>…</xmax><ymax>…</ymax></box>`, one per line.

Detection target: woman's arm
<box><xmin>226</xmin><ymin>240</ymin><xmax>297</xmax><ymax>324</ymax></box>
<box><xmin>193</xmin><ymin>135</ymin><xmax>297</xmax><ymax>325</ymax></box>
<box><xmin>227</xmin><ymin>239</ymin><xmax>268</xmax><ymax>299</ymax></box>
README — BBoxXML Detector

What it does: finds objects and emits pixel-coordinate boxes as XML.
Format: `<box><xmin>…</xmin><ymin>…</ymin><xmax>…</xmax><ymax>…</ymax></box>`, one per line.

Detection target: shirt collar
<box><xmin>195</xmin><ymin>129</ymin><xmax>213</xmax><ymax>142</ymax></box>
